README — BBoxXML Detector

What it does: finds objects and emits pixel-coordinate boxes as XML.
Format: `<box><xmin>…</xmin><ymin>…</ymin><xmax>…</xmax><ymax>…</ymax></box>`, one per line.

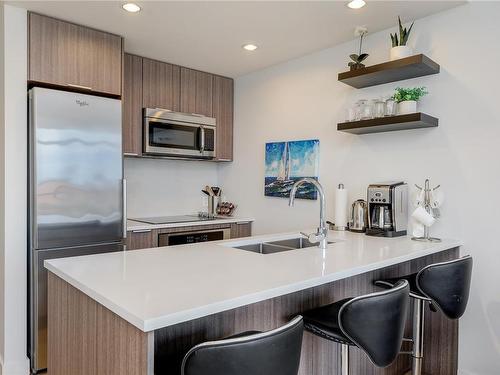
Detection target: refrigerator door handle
<box><xmin>123</xmin><ymin>178</ymin><xmax>127</xmax><ymax>241</ymax></box>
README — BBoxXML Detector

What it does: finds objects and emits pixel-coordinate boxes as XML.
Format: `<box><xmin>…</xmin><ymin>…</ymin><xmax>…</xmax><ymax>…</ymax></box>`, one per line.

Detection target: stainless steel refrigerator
<box><xmin>28</xmin><ymin>87</ymin><xmax>125</xmax><ymax>373</ymax></box>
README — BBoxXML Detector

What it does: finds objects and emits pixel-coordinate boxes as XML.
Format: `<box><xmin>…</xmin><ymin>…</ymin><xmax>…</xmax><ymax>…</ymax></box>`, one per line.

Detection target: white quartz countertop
<box><xmin>45</xmin><ymin>231</ymin><xmax>462</xmax><ymax>332</ymax></box>
<box><xmin>127</xmin><ymin>217</ymin><xmax>255</xmax><ymax>231</ymax></box>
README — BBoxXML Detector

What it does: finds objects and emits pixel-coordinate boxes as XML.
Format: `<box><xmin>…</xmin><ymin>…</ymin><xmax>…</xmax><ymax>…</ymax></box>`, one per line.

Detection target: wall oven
<box><xmin>158</xmin><ymin>228</ymin><xmax>231</xmax><ymax>247</ymax></box>
<box><xmin>143</xmin><ymin>108</ymin><xmax>216</xmax><ymax>159</ymax></box>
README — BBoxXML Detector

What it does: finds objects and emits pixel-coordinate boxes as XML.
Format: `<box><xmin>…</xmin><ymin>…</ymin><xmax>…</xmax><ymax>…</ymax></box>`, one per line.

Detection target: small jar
<box><xmin>385</xmin><ymin>98</ymin><xmax>397</xmax><ymax>116</ymax></box>
<box><xmin>346</xmin><ymin>106</ymin><xmax>357</xmax><ymax>122</ymax></box>
<box><xmin>374</xmin><ymin>99</ymin><xmax>385</xmax><ymax>118</ymax></box>
<box><xmin>358</xmin><ymin>99</ymin><xmax>372</xmax><ymax>120</ymax></box>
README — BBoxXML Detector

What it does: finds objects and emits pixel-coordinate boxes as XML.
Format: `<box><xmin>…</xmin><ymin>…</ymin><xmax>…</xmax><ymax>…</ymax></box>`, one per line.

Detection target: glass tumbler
<box><xmin>346</xmin><ymin>106</ymin><xmax>357</xmax><ymax>122</ymax></box>
<box><xmin>358</xmin><ymin>99</ymin><xmax>373</xmax><ymax>120</ymax></box>
<box><xmin>374</xmin><ymin>100</ymin><xmax>385</xmax><ymax>118</ymax></box>
<box><xmin>385</xmin><ymin>98</ymin><xmax>397</xmax><ymax>116</ymax></box>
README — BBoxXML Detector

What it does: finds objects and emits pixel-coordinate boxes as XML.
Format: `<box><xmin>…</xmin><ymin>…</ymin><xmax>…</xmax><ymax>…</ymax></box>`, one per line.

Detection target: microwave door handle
<box><xmin>199</xmin><ymin>127</ymin><xmax>205</xmax><ymax>153</ymax></box>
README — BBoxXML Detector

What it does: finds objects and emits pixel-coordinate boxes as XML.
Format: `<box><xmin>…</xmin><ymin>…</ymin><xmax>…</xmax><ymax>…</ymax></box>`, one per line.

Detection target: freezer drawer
<box><xmin>28</xmin><ymin>242</ymin><xmax>124</xmax><ymax>373</ymax></box>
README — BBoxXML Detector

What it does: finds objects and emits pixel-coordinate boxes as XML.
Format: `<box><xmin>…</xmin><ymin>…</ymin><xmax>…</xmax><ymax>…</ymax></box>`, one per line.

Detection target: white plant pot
<box><xmin>390</xmin><ymin>45</ymin><xmax>413</xmax><ymax>61</ymax></box>
<box><xmin>398</xmin><ymin>100</ymin><xmax>417</xmax><ymax>115</ymax></box>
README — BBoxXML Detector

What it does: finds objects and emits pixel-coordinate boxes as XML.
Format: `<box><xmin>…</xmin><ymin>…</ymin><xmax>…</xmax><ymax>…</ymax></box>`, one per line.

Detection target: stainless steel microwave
<box><xmin>143</xmin><ymin>108</ymin><xmax>216</xmax><ymax>159</ymax></box>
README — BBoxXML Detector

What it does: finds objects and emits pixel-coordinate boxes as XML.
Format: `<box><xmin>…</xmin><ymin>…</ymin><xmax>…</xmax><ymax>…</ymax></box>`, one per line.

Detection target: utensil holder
<box><xmin>207</xmin><ymin>196</ymin><xmax>220</xmax><ymax>218</ymax></box>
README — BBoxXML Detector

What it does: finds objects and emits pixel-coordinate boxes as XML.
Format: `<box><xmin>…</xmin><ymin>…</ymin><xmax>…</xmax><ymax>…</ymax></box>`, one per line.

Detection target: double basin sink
<box><xmin>231</xmin><ymin>236</ymin><xmax>334</xmax><ymax>255</ymax></box>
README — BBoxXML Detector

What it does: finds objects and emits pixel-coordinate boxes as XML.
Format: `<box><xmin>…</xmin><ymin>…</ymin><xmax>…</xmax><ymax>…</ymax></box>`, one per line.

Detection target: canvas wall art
<box><xmin>265</xmin><ymin>139</ymin><xmax>320</xmax><ymax>200</ymax></box>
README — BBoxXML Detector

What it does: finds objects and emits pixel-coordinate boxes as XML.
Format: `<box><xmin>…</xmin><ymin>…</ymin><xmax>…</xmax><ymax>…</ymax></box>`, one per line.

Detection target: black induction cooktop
<box><xmin>131</xmin><ymin>215</ymin><xmax>217</xmax><ymax>225</ymax></box>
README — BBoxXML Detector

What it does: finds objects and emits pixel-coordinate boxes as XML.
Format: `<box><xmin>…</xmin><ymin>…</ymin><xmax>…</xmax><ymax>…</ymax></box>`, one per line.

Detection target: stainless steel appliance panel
<box><xmin>143</xmin><ymin>108</ymin><xmax>216</xmax><ymax>159</ymax></box>
<box><xmin>30</xmin><ymin>88</ymin><xmax>124</xmax><ymax>249</ymax></box>
<box><xmin>29</xmin><ymin>243</ymin><xmax>124</xmax><ymax>371</ymax></box>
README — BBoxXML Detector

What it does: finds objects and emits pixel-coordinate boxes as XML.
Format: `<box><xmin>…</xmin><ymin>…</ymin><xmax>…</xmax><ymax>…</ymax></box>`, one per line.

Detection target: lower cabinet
<box><xmin>126</xmin><ymin>229</ymin><xmax>155</xmax><ymax>250</ymax></box>
<box><xmin>230</xmin><ymin>222</ymin><xmax>252</xmax><ymax>239</ymax></box>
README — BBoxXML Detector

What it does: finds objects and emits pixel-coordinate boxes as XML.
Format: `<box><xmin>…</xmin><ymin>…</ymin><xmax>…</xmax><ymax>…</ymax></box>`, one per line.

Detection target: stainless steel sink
<box><xmin>231</xmin><ymin>236</ymin><xmax>334</xmax><ymax>254</ymax></box>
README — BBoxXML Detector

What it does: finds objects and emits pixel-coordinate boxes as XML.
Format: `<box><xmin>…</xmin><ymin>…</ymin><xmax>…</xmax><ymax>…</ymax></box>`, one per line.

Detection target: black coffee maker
<box><xmin>366</xmin><ymin>182</ymin><xmax>408</xmax><ymax>237</ymax></box>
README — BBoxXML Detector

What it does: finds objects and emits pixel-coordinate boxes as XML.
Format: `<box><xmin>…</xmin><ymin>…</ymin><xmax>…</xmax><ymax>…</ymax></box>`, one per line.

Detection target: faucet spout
<box><xmin>288</xmin><ymin>178</ymin><xmax>328</xmax><ymax>249</ymax></box>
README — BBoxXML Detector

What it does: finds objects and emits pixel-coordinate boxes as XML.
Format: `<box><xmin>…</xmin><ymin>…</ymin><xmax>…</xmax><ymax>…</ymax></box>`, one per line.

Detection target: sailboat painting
<box><xmin>265</xmin><ymin>139</ymin><xmax>320</xmax><ymax>200</ymax></box>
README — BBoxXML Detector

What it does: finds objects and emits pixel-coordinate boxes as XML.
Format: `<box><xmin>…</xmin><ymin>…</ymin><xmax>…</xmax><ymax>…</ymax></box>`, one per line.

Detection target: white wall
<box><xmin>0</xmin><ymin>4</ymin><xmax>29</xmax><ymax>375</ymax></box>
<box><xmin>219</xmin><ymin>3</ymin><xmax>500</xmax><ymax>374</ymax></box>
<box><xmin>125</xmin><ymin>158</ymin><xmax>219</xmax><ymax>218</ymax></box>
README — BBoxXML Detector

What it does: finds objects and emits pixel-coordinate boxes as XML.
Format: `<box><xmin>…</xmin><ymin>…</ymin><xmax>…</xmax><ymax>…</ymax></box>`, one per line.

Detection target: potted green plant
<box><xmin>390</xmin><ymin>16</ymin><xmax>414</xmax><ymax>61</ymax></box>
<box><xmin>392</xmin><ymin>87</ymin><xmax>428</xmax><ymax>114</ymax></box>
<box><xmin>348</xmin><ymin>26</ymin><xmax>369</xmax><ymax>71</ymax></box>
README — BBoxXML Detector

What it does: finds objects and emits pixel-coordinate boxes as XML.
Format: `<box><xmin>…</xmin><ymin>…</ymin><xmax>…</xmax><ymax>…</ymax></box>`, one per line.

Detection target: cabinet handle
<box><xmin>131</xmin><ymin>229</ymin><xmax>152</xmax><ymax>234</ymax></box>
<box><xmin>67</xmin><ymin>83</ymin><xmax>92</xmax><ymax>90</ymax></box>
<box><xmin>124</xmin><ymin>152</ymin><xmax>139</xmax><ymax>157</ymax></box>
<box><xmin>236</xmin><ymin>222</ymin><xmax>250</xmax><ymax>225</ymax></box>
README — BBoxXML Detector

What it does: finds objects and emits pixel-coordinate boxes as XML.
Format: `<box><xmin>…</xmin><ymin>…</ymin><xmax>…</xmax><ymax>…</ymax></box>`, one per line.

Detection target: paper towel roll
<box><xmin>333</xmin><ymin>184</ymin><xmax>348</xmax><ymax>230</ymax></box>
<box><xmin>412</xmin><ymin>206</ymin><xmax>436</xmax><ymax>227</ymax></box>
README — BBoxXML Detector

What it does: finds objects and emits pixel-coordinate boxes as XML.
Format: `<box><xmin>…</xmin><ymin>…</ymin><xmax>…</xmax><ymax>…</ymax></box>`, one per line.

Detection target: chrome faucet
<box><xmin>288</xmin><ymin>178</ymin><xmax>328</xmax><ymax>250</ymax></box>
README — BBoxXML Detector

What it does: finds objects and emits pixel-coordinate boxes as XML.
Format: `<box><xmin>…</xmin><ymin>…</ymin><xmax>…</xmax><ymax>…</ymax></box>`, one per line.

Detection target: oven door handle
<box><xmin>199</xmin><ymin>126</ymin><xmax>205</xmax><ymax>153</ymax></box>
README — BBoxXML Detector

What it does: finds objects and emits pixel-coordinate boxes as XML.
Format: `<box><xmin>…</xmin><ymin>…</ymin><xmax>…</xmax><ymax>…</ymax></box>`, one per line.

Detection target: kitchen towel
<box><xmin>333</xmin><ymin>184</ymin><xmax>348</xmax><ymax>230</ymax></box>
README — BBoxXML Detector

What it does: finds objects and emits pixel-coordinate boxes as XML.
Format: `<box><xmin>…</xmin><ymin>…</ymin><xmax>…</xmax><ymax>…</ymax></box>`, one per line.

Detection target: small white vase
<box><xmin>390</xmin><ymin>45</ymin><xmax>413</xmax><ymax>61</ymax></box>
<box><xmin>398</xmin><ymin>100</ymin><xmax>417</xmax><ymax>114</ymax></box>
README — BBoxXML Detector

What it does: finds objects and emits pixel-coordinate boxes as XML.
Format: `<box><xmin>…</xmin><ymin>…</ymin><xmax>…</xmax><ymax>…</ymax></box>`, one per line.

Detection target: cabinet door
<box><xmin>28</xmin><ymin>13</ymin><xmax>123</xmax><ymax>96</ymax></box>
<box><xmin>213</xmin><ymin>76</ymin><xmax>234</xmax><ymax>161</ymax></box>
<box><xmin>142</xmin><ymin>58</ymin><xmax>180</xmax><ymax>111</ymax></box>
<box><xmin>230</xmin><ymin>222</ymin><xmax>252</xmax><ymax>239</ymax></box>
<box><xmin>123</xmin><ymin>54</ymin><xmax>143</xmax><ymax>156</ymax></box>
<box><xmin>126</xmin><ymin>229</ymin><xmax>154</xmax><ymax>250</ymax></box>
<box><xmin>180</xmin><ymin>68</ymin><xmax>213</xmax><ymax>117</ymax></box>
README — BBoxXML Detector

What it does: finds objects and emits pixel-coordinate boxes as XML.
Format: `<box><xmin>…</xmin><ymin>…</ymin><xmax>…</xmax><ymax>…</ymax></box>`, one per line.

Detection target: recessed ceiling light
<box><xmin>242</xmin><ymin>44</ymin><xmax>258</xmax><ymax>51</ymax></box>
<box><xmin>347</xmin><ymin>0</ymin><xmax>366</xmax><ymax>9</ymax></box>
<box><xmin>122</xmin><ymin>3</ymin><xmax>141</xmax><ymax>13</ymax></box>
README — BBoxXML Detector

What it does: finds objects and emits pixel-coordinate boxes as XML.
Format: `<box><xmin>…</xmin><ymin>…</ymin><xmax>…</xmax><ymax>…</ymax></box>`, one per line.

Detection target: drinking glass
<box><xmin>358</xmin><ymin>99</ymin><xmax>373</xmax><ymax>120</ymax></box>
<box><xmin>385</xmin><ymin>98</ymin><xmax>397</xmax><ymax>116</ymax></box>
<box><xmin>374</xmin><ymin>100</ymin><xmax>385</xmax><ymax>118</ymax></box>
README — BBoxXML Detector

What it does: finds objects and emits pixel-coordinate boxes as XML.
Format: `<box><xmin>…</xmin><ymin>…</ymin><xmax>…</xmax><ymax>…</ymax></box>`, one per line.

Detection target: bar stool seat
<box><xmin>374</xmin><ymin>255</ymin><xmax>473</xmax><ymax>375</ymax></box>
<box><xmin>181</xmin><ymin>316</ymin><xmax>304</xmax><ymax>375</ymax></box>
<box><xmin>300</xmin><ymin>281</ymin><xmax>410</xmax><ymax>374</ymax></box>
<box><xmin>303</xmin><ymin>298</ymin><xmax>354</xmax><ymax>345</ymax></box>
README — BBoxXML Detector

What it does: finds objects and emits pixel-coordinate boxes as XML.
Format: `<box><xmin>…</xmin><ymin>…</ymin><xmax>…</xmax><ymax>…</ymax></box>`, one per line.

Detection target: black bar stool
<box><xmin>374</xmin><ymin>255</ymin><xmax>473</xmax><ymax>375</ymax></box>
<box><xmin>301</xmin><ymin>280</ymin><xmax>410</xmax><ymax>375</ymax></box>
<box><xmin>181</xmin><ymin>316</ymin><xmax>303</xmax><ymax>375</ymax></box>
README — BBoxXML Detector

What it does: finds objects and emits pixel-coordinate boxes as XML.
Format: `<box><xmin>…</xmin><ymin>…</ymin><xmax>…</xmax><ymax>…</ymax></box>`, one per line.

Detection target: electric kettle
<box><xmin>349</xmin><ymin>199</ymin><xmax>368</xmax><ymax>233</ymax></box>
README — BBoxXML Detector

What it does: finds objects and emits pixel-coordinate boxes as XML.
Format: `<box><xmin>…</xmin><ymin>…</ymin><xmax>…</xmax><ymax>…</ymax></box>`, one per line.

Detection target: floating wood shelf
<box><xmin>338</xmin><ymin>54</ymin><xmax>440</xmax><ymax>89</ymax></box>
<box><xmin>337</xmin><ymin>112</ymin><xmax>439</xmax><ymax>135</ymax></box>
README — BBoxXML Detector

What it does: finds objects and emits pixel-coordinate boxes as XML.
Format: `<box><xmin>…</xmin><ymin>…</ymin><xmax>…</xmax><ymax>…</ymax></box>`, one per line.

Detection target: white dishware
<box><xmin>412</xmin><ymin>206</ymin><xmax>436</xmax><ymax>227</ymax></box>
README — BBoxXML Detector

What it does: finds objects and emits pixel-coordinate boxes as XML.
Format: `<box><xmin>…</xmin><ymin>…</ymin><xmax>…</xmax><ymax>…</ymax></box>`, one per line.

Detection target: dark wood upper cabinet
<box><xmin>142</xmin><ymin>58</ymin><xmax>180</xmax><ymax>111</ymax></box>
<box><xmin>213</xmin><ymin>76</ymin><xmax>234</xmax><ymax>161</ymax></box>
<box><xmin>28</xmin><ymin>12</ymin><xmax>123</xmax><ymax>96</ymax></box>
<box><xmin>180</xmin><ymin>68</ymin><xmax>213</xmax><ymax>117</ymax></box>
<box><xmin>123</xmin><ymin>53</ymin><xmax>143</xmax><ymax>156</ymax></box>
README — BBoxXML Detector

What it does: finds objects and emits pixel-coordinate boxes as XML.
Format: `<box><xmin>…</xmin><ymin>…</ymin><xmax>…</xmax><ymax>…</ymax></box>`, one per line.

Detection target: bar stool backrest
<box><xmin>181</xmin><ymin>316</ymin><xmax>304</xmax><ymax>375</ymax></box>
<box><xmin>417</xmin><ymin>256</ymin><xmax>473</xmax><ymax>319</ymax></box>
<box><xmin>339</xmin><ymin>280</ymin><xmax>409</xmax><ymax>368</ymax></box>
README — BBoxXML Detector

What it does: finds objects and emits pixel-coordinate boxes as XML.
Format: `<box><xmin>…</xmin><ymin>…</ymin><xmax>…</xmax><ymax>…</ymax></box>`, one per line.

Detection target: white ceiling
<box><xmin>11</xmin><ymin>1</ymin><xmax>464</xmax><ymax>77</ymax></box>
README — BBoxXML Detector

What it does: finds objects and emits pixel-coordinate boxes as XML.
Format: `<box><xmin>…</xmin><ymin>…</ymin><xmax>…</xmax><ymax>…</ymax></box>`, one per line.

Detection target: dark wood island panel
<box><xmin>154</xmin><ymin>247</ymin><xmax>458</xmax><ymax>375</ymax></box>
<box><xmin>48</xmin><ymin>248</ymin><xmax>458</xmax><ymax>375</ymax></box>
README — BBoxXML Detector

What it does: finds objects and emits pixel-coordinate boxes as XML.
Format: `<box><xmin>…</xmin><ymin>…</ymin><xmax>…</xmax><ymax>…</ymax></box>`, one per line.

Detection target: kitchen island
<box><xmin>45</xmin><ymin>231</ymin><xmax>462</xmax><ymax>375</ymax></box>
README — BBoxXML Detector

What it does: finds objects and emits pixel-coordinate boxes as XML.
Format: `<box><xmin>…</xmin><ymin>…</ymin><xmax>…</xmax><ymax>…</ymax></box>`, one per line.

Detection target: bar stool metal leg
<box><xmin>411</xmin><ymin>299</ymin><xmax>426</xmax><ymax>375</ymax></box>
<box><xmin>341</xmin><ymin>344</ymin><xmax>349</xmax><ymax>375</ymax></box>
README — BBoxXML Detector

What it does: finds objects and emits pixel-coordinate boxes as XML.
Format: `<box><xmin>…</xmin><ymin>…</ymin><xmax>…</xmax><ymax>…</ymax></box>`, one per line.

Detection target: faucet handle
<box><xmin>300</xmin><ymin>231</ymin><xmax>325</xmax><ymax>244</ymax></box>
